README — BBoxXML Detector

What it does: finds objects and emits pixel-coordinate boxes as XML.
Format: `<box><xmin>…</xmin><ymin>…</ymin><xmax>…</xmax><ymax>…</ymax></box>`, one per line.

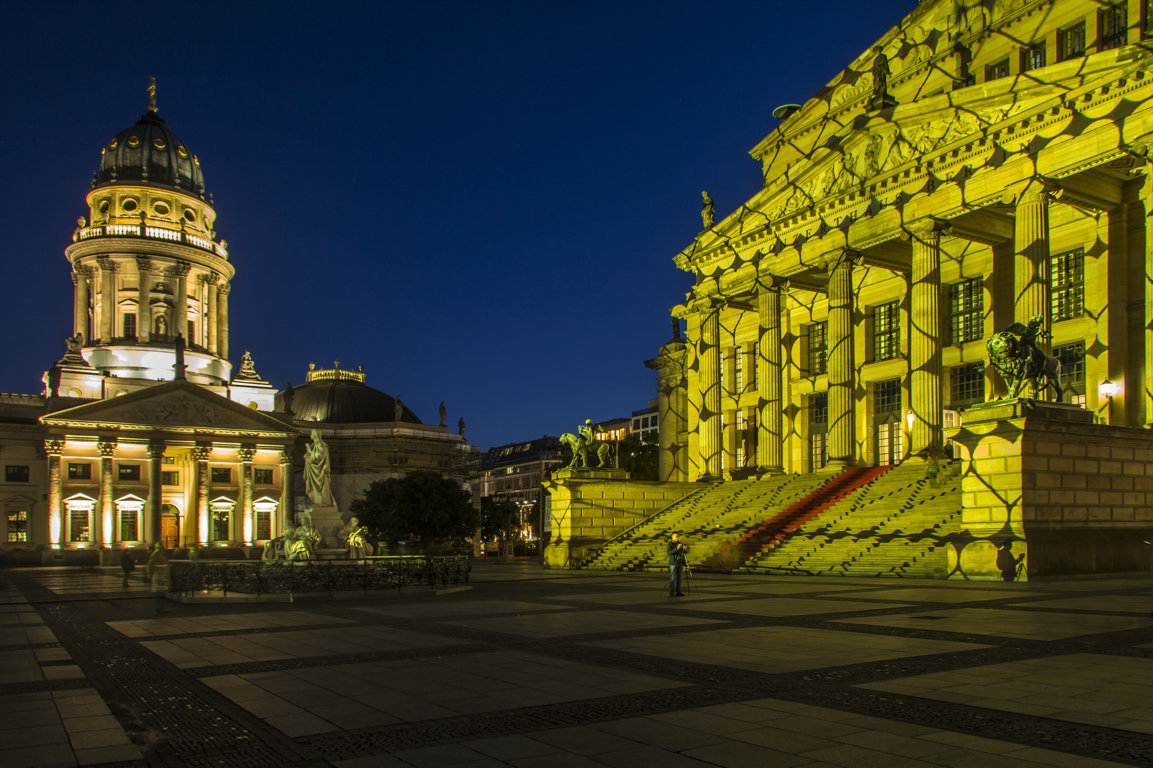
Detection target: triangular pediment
<box><xmin>41</xmin><ymin>379</ymin><xmax>298</xmax><ymax>438</ymax></box>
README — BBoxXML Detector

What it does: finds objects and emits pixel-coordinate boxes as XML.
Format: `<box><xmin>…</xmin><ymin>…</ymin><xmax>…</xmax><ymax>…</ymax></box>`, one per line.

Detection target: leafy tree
<box><xmin>480</xmin><ymin>496</ymin><xmax>519</xmax><ymax>541</ymax></box>
<box><xmin>618</xmin><ymin>434</ymin><xmax>658</xmax><ymax>480</ymax></box>
<box><xmin>350</xmin><ymin>470</ymin><xmax>478</xmax><ymax>546</ymax></box>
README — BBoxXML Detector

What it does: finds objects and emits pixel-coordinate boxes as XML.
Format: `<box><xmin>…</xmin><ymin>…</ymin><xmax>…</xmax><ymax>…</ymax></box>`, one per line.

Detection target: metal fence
<box><xmin>168</xmin><ymin>555</ymin><xmax>471</xmax><ymax>596</ymax></box>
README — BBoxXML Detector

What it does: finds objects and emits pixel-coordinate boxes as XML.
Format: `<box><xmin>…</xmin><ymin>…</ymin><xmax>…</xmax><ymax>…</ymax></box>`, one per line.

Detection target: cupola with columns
<box><xmin>57</xmin><ymin>79</ymin><xmax>235</xmax><ymax>398</ymax></box>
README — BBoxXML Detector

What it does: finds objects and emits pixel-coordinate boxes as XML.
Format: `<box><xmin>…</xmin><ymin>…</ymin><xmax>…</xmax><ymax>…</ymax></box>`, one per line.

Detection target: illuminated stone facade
<box><xmin>645</xmin><ymin>0</ymin><xmax>1153</xmax><ymax>576</ymax></box>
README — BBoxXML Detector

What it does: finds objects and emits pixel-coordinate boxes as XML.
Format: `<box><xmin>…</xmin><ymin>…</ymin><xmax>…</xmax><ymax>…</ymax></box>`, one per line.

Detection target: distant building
<box><xmin>630</xmin><ymin>399</ymin><xmax>659</xmax><ymax>444</ymax></box>
<box><xmin>470</xmin><ymin>436</ymin><xmax>565</xmax><ymax>536</ymax></box>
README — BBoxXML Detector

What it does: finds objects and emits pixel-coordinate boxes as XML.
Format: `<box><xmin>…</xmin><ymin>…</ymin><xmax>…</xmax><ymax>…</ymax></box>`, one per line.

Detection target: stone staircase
<box><xmin>581</xmin><ymin>472</ymin><xmax>829</xmax><ymax>571</ymax></box>
<box><xmin>740</xmin><ymin>460</ymin><xmax>962</xmax><ymax>577</ymax></box>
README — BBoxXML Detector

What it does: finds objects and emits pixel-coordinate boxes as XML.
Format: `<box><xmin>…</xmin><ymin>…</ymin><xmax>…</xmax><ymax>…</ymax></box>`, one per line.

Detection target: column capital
<box><xmin>96</xmin><ymin>255</ymin><xmax>118</xmax><ymax>272</ymax></box>
<box><xmin>217</xmin><ymin>282</ymin><xmax>231</xmax><ymax>296</ymax></box>
<box><xmin>73</xmin><ymin>264</ymin><xmax>93</xmax><ymax>279</ymax></box>
<box><xmin>171</xmin><ymin>261</ymin><xmax>191</xmax><ymax>277</ymax></box>
<box><xmin>146</xmin><ymin>440</ymin><xmax>166</xmax><ymax>459</ymax></box>
<box><xmin>755</xmin><ymin>274</ymin><xmax>789</xmax><ymax>294</ymax></box>
<box><xmin>239</xmin><ymin>444</ymin><xmax>257</xmax><ymax>463</ymax></box>
<box><xmin>822</xmin><ymin>248</ymin><xmax>861</xmax><ymax>273</ymax></box>
<box><xmin>97</xmin><ymin>439</ymin><xmax>117</xmax><ymax>457</ymax></box>
<box><xmin>279</xmin><ymin>449</ymin><xmax>294</xmax><ymax>465</ymax></box>
<box><xmin>44</xmin><ymin>439</ymin><xmax>64</xmax><ymax>456</ymax></box>
<box><xmin>191</xmin><ymin>443</ymin><xmax>212</xmax><ymax>461</ymax></box>
<box><xmin>1011</xmin><ymin>177</ymin><xmax>1061</xmax><ymax>206</ymax></box>
<box><xmin>906</xmin><ymin>217</ymin><xmax>951</xmax><ymax>241</ymax></box>
<box><xmin>135</xmin><ymin>256</ymin><xmax>153</xmax><ymax>274</ymax></box>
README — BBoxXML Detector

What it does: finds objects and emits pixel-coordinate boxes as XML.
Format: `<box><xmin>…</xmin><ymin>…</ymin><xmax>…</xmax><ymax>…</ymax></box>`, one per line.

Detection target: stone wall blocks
<box><xmin>1087</xmin><ymin>508</ymin><xmax>1113</xmax><ymax>521</ymax></box>
<box><xmin>1037</xmin><ymin>507</ymin><xmax>1064</xmax><ymax>521</ymax></box>
<box><xmin>1122</xmin><ymin>462</ymin><xmax>1146</xmax><ymax>476</ymax></box>
<box><xmin>1099</xmin><ymin>460</ymin><xmax>1123</xmax><ymax>474</ymax></box>
<box><xmin>1112</xmin><ymin>447</ymin><xmax>1135</xmax><ymax>461</ymax></box>
<box><xmin>1022</xmin><ymin>455</ymin><xmax>1051</xmax><ymax>472</ymax></box>
<box><xmin>1060</xmin><ymin>443</ymin><xmax>1087</xmax><ymax>457</ymax></box>
<box><xmin>1086</xmin><ymin>445</ymin><xmax>1111</xmax><ymax>458</ymax></box>
<box><xmin>1064</xmin><ymin>507</ymin><xmax>1088</xmax><ymax>521</ymax></box>
<box><xmin>1073</xmin><ymin>460</ymin><xmax>1099</xmax><ymax>475</ymax></box>
<box><xmin>1048</xmin><ymin>457</ymin><xmax>1075</xmax><ymax>473</ymax></box>
<box><xmin>1035</xmin><ymin>472</ymin><xmax>1063</xmax><ymax>488</ymax></box>
<box><xmin>1100</xmin><ymin>491</ymin><xmax>1124</xmax><ymax>506</ymax></box>
<box><xmin>1115</xmin><ymin>508</ymin><xmax>1136</xmax><ymax>521</ymax></box>
<box><xmin>1074</xmin><ymin>490</ymin><xmax>1101</xmax><ymax>505</ymax></box>
<box><xmin>1060</xmin><ymin>474</ymin><xmax>1087</xmax><ymax>489</ymax></box>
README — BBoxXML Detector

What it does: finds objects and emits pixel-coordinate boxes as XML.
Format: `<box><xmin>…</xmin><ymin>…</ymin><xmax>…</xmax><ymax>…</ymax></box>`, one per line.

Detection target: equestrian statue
<box><xmin>986</xmin><ymin>315</ymin><xmax>1064</xmax><ymax>401</ymax></box>
<box><xmin>560</xmin><ymin>419</ymin><xmax>614</xmax><ymax>470</ymax></box>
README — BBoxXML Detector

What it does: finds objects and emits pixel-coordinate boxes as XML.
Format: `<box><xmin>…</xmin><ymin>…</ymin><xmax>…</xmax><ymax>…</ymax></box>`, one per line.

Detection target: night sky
<box><xmin>1</xmin><ymin>1</ymin><xmax>913</xmax><ymax>450</ymax></box>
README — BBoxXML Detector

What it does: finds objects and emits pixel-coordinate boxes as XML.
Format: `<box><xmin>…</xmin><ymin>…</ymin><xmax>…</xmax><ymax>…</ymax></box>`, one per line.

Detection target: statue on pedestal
<box><xmin>560</xmin><ymin>419</ymin><xmax>613</xmax><ymax>469</ymax></box>
<box><xmin>285</xmin><ymin>514</ymin><xmax>321</xmax><ymax>561</ymax></box>
<box><xmin>701</xmin><ymin>191</ymin><xmax>715</xmax><ymax>229</ymax></box>
<box><xmin>304</xmin><ymin>428</ymin><xmax>337</xmax><ymax>508</ymax></box>
<box><xmin>987</xmin><ymin>315</ymin><xmax>1063</xmax><ymax>401</ymax></box>
<box><xmin>339</xmin><ymin>516</ymin><xmax>373</xmax><ymax>559</ymax></box>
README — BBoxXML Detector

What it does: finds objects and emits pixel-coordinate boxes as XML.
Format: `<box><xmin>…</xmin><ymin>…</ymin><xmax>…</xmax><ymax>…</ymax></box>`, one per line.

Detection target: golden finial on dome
<box><xmin>147</xmin><ymin>76</ymin><xmax>158</xmax><ymax>113</ymax></box>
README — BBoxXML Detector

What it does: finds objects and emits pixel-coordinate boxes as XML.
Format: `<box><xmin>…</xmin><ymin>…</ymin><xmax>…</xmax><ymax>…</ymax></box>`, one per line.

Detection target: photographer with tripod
<box><xmin>668</xmin><ymin>532</ymin><xmax>688</xmax><ymax>597</ymax></box>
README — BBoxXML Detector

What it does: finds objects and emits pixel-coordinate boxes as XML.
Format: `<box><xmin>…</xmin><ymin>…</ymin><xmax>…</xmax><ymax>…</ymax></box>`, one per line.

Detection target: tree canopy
<box><xmin>349</xmin><ymin>470</ymin><xmax>478</xmax><ymax>545</ymax></box>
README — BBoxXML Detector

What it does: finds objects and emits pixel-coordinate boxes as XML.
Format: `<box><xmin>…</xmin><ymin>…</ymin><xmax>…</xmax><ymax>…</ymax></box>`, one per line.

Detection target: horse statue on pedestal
<box><xmin>560</xmin><ymin>420</ymin><xmax>613</xmax><ymax>469</ymax></box>
<box><xmin>987</xmin><ymin>315</ymin><xmax>1063</xmax><ymax>401</ymax></box>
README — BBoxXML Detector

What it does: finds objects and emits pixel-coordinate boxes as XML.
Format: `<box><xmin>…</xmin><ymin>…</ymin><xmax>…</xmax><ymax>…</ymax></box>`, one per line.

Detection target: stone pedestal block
<box><xmin>302</xmin><ymin>504</ymin><xmax>341</xmax><ymax>549</ymax></box>
<box><xmin>951</xmin><ymin>398</ymin><xmax>1153</xmax><ymax>580</ymax></box>
<box><xmin>542</xmin><ymin>476</ymin><xmax>698</xmax><ymax>568</ymax></box>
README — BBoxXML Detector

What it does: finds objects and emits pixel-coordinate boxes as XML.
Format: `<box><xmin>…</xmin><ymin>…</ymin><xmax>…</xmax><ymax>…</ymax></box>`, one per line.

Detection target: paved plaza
<box><xmin>0</xmin><ymin>563</ymin><xmax>1152</xmax><ymax>767</ymax></box>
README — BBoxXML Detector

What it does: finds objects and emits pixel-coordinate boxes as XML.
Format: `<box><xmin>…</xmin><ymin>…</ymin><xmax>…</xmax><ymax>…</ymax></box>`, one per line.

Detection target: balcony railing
<box><xmin>74</xmin><ymin>224</ymin><xmax>227</xmax><ymax>259</ymax></box>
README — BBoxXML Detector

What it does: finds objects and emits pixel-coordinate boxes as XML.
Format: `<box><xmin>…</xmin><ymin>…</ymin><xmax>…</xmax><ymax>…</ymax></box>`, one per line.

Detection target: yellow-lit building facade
<box><xmin>654</xmin><ymin>0</ymin><xmax>1153</xmax><ymax>481</ymax></box>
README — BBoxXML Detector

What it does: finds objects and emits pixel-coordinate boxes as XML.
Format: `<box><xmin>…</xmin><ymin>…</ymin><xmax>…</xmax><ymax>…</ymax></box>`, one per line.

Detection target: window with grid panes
<box><xmin>950</xmin><ymin>278</ymin><xmax>983</xmax><ymax>345</ymax></box>
<box><xmin>254</xmin><ymin>468</ymin><xmax>274</xmax><ymax>484</ymax></box>
<box><xmin>873</xmin><ymin>302</ymin><xmax>900</xmax><ymax>361</ymax></box>
<box><xmin>810</xmin><ymin>392</ymin><xmax>828</xmax><ymax>471</ymax></box>
<box><xmin>1101</xmin><ymin>3</ymin><xmax>1127</xmax><ymax>49</ymax></box>
<box><xmin>873</xmin><ymin>379</ymin><xmax>903</xmax><ymax>466</ymax></box>
<box><xmin>1021</xmin><ymin>42</ymin><xmax>1045</xmax><ymax>71</ymax></box>
<box><xmin>986</xmin><ymin>58</ymin><xmax>1010</xmax><ymax>81</ymax></box>
<box><xmin>1145</xmin><ymin>0</ymin><xmax>1153</xmax><ymax>38</ymax></box>
<box><xmin>1059</xmin><ymin>21</ymin><xmax>1086</xmax><ymax>60</ymax></box>
<box><xmin>68</xmin><ymin>463</ymin><xmax>91</xmax><ymax>480</ymax></box>
<box><xmin>5</xmin><ymin>466</ymin><xmax>29</xmax><ymax>483</ymax></box>
<box><xmin>1050</xmin><ymin>249</ymin><xmax>1084</xmax><ymax>322</ymax></box>
<box><xmin>6</xmin><ymin>509</ymin><xmax>28</xmax><ymax>543</ymax></box>
<box><xmin>1055</xmin><ymin>342</ymin><xmax>1086</xmax><ymax>405</ymax></box>
<box><xmin>951</xmin><ymin>363</ymin><xmax>985</xmax><ymax>408</ymax></box>
<box><xmin>124</xmin><ymin>312</ymin><xmax>136</xmax><ymax>338</ymax></box>
<box><xmin>809</xmin><ymin>322</ymin><xmax>828</xmax><ymax>376</ymax></box>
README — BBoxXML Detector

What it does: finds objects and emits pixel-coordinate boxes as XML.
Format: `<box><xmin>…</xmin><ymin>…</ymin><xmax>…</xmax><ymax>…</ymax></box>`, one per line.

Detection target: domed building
<box><xmin>278</xmin><ymin>364</ymin><xmax>476</xmax><ymax>544</ymax></box>
<box><xmin>0</xmin><ymin>82</ymin><xmax>474</xmax><ymax>559</ymax></box>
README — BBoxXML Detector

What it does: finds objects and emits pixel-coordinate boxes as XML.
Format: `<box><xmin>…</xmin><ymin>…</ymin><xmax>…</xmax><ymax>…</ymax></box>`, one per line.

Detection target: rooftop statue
<box><xmin>304</xmin><ymin>428</ymin><xmax>337</xmax><ymax>508</ymax></box>
<box><xmin>987</xmin><ymin>315</ymin><xmax>1063</xmax><ymax>401</ymax></box>
<box><xmin>560</xmin><ymin>419</ymin><xmax>613</xmax><ymax>470</ymax></box>
<box><xmin>701</xmin><ymin>191</ymin><xmax>715</xmax><ymax>229</ymax></box>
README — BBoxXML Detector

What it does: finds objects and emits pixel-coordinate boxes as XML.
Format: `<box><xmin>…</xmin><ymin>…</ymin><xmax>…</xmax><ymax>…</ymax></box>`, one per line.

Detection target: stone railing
<box><xmin>168</xmin><ymin>555</ymin><xmax>470</xmax><ymax>596</ymax></box>
<box><xmin>74</xmin><ymin>224</ymin><xmax>227</xmax><ymax>259</ymax></box>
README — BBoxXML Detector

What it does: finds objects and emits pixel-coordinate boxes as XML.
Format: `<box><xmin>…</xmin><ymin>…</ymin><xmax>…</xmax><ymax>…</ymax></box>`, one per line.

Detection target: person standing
<box><xmin>668</xmin><ymin>533</ymin><xmax>687</xmax><ymax>597</ymax></box>
<box><xmin>120</xmin><ymin>549</ymin><xmax>136</xmax><ymax>588</ymax></box>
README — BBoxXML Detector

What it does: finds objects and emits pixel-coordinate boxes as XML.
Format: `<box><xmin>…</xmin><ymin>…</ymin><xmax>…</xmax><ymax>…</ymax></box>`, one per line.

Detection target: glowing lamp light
<box><xmin>906</xmin><ymin>412</ymin><xmax>915</xmax><ymax>429</ymax></box>
<box><xmin>1100</xmin><ymin>379</ymin><xmax>1121</xmax><ymax>399</ymax></box>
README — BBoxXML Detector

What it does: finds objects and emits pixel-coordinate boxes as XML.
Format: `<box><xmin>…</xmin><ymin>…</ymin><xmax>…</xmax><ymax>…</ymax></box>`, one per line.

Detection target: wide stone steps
<box><xmin>742</xmin><ymin>461</ymin><xmax>962</xmax><ymax>578</ymax></box>
<box><xmin>582</xmin><ymin>473</ymin><xmax>829</xmax><ymax>571</ymax></box>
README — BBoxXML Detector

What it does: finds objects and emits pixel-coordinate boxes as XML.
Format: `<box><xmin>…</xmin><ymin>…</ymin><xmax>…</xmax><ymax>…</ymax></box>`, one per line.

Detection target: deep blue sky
<box><xmin>1</xmin><ymin>1</ymin><xmax>913</xmax><ymax>450</ymax></box>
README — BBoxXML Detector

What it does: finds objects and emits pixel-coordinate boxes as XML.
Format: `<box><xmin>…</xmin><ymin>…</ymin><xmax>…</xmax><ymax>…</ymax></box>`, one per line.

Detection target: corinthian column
<box><xmin>279</xmin><ymin>449</ymin><xmax>294</xmax><ymax>538</ymax></box>
<box><xmin>174</xmin><ymin>262</ymin><xmax>191</xmax><ymax>344</ymax></box>
<box><xmin>72</xmin><ymin>266</ymin><xmax>91</xmax><ymax>343</ymax></box>
<box><xmin>239</xmin><ymin>444</ymin><xmax>256</xmax><ymax>546</ymax></box>
<box><xmin>192</xmin><ymin>443</ymin><xmax>211</xmax><ymax>546</ymax></box>
<box><xmin>98</xmin><ymin>439</ymin><xmax>116</xmax><ymax>547</ymax></box>
<box><xmin>827</xmin><ymin>250</ymin><xmax>858</xmax><ymax>467</ymax></box>
<box><xmin>136</xmin><ymin>257</ymin><xmax>152</xmax><ymax>342</ymax></box>
<box><xmin>97</xmin><ymin>257</ymin><xmax>116</xmax><ymax>344</ymax></box>
<box><xmin>698</xmin><ymin>303</ymin><xmax>722</xmax><ymax>479</ymax></box>
<box><xmin>756</xmin><ymin>279</ymin><xmax>785</xmax><ymax>471</ymax></box>
<box><xmin>1143</xmin><ymin>172</ymin><xmax>1153</xmax><ymax>426</ymax></box>
<box><xmin>217</xmin><ymin>283</ymin><xmax>231</xmax><ymax>360</ymax></box>
<box><xmin>910</xmin><ymin>219</ymin><xmax>946</xmax><ymax>456</ymax></box>
<box><xmin>1014</xmin><ymin>180</ymin><xmax>1054</xmax><ymax>334</ymax></box>
<box><xmin>46</xmin><ymin>439</ymin><xmax>64</xmax><ymax>547</ymax></box>
<box><xmin>146</xmin><ymin>440</ymin><xmax>165</xmax><ymax>546</ymax></box>
<box><xmin>205</xmin><ymin>273</ymin><xmax>219</xmax><ymax>354</ymax></box>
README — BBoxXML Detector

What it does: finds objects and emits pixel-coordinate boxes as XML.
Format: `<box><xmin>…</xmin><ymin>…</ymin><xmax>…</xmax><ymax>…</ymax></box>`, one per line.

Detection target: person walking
<box><xmin>668</xmin><ymin>533</ymin><xmax>687</xmax><ymax>597</ymax></box>
<box><xmin>120</xmin><ymin>549</ymin><xmax>136</xmax><ymax>588</ymax></box>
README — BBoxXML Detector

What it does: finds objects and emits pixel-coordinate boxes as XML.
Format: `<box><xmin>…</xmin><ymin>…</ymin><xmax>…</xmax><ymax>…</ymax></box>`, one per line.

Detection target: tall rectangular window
<box><xmin>118</xmin><ymin>464</ymin><xmax>141</xmax><ymax>482</ymax></box>
<box><xmin>1050</xmin><ymin>249</ymin><xmax>1085</xmax><ymax>322</ymax></box>
<box><xmin>1059</xmin><ymin>21</ymin><xmax>1086</xmax><ymax>60</ymax></box>
<box><xmin>161</xmin><ymin>471</ymin><xmax>179</xmax><ymax>486</ymax></box>
<box><xmin>808</xmin><ymin>322</ymin><xmax>828</xmax><ymax>376</ymax></box>
<box><xmin>123</xmin><ymin>312</ymin><xmax>136</xmax><ymax>339</ymax></box>
<box><xmin>212</xmin><ymin>507</ymin><xmax>230</xmax><ymax>541</ymax></box>
<box><xmin>187</xmin><ymin>320</ymin><xmax>195</xmax><ymax>345</ymax></box>
<box><xmin>257</xmin><ymin>508</ymin><xmax>272</xmax><ymax>540</ymax></box>
<box><xmin>951</xmin><ymin>363</ymin><xmax>985</xmax><ymax>408</ymax></box>
<box><xmin>986</xmin><ymin>58</ymin><xmax>1010</xmax><ymax>81</ymax></box>
<box><xmin>872</xmin><ymin>302</ymin><xmax>900</xmax><ymax>361</ymax></box>
<box><xmin>68</xmin><ymin>463</ymin><xmax>92</xmax><ymax>480</ymax></box>
<box><xmin>1101</xmin><ymin>3</ymin><xmax>1128</xmax><ymax>49</ymax></box>
<box><xmin>120</xmin><ymin>509</ymin><xmax>138</xmax><ymax>542</ymax></box>
<box><xmin>254</xmin><ymin>468</ymin><xmax>274</xmax><ymax>484</ymax></box>
<box><xmin>1021</xmin><ymin>42</ymin><xmax>1046</xmax><ymax>72</ymax></box>
<box><xmin>211</xmin><ymin>467</ymin><xmax>231</xmax><ymax>483</ymax></box>
<box><xmin>810</xmin><ymin>392</ymin><xmax>828</xmax><ymax>471</ymax></box>
<box><xmin>1055</xmin><ymin>342</ymin><xmax>1086</xmax><ymax>406</ymax></box>
<box><xmin>873</xmin><ymin>379</ymin><xmax>903</xmax><ymax>467</ymax></box>
<box><xmin>4</xmin><ymin>466</ymin><xmax>29</xmax><ymax>483</ymax></box>
<box><xmin>950</xmin><ymin>278</ymin><xmax>984</xmax><ymax>345</ymax></box>
<box><xmin>735</xmin><ymin>347</ymin><xmax>744</xmax><ymax>394</ymax></box>
<box><xmin>6</xmin><ymin>509</ymin><xmax>28</xmax><ymax>543</ymax></box>
<box><xmin>69</xmin><ymin>508</ymin><xmax>89</xmax><ymax>542</ymax></box>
